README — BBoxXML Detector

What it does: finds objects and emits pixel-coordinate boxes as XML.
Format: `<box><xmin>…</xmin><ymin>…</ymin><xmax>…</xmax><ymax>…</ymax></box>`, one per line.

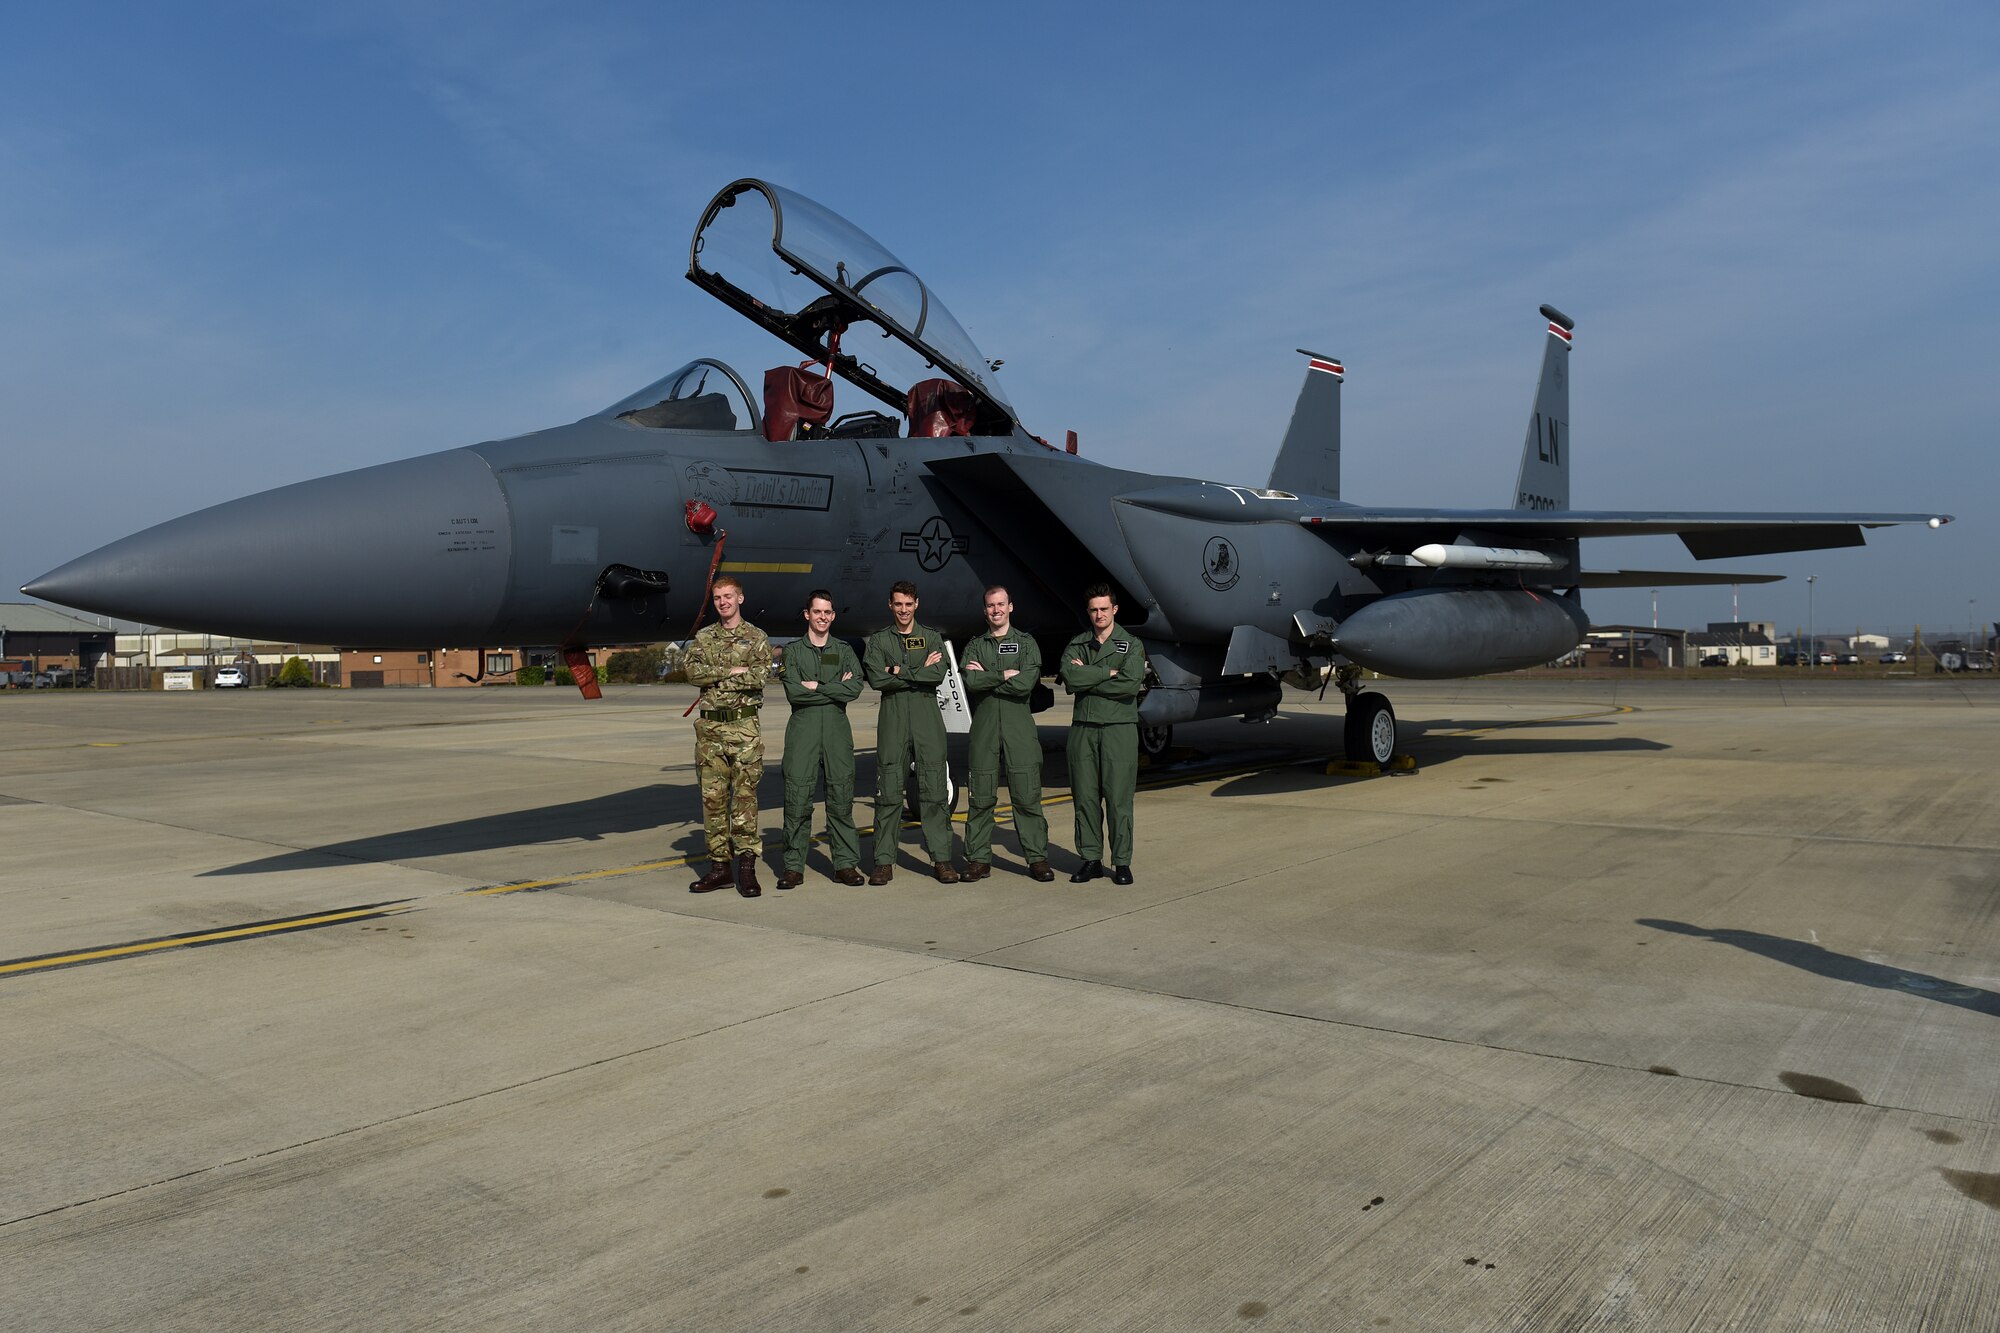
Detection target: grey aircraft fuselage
<box><xmin>23</xmin><ymin>177</ymin><xmax>1952</xmax><ymax>764</ymax></box>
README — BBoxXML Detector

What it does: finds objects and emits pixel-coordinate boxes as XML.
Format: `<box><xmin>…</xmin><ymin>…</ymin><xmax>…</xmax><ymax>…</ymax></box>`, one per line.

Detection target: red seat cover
<box><xmin>763</xmin><ymin>365</ymin><xmax>834</xmax><ymax>441</ymax></box>
<box><xmin>906</xmin><ymin>378</ymin><xmax>976</xmax><ymax>437</ymax></box>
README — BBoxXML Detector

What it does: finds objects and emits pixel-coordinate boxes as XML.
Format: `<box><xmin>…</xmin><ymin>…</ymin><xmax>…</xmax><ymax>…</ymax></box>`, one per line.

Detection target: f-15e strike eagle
<box><xmin>25</xmin><ymin>178</ymin><xmax>1952</xmax><ymax>763</ymax></box>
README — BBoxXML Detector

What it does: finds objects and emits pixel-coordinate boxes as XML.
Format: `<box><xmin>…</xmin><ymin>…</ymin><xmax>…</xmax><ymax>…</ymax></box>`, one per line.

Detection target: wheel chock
<box><xmin>1324</xmin><ymin>759</ymin><xmax>1383</xmax><ymax>777</ymax></box>
<box><xmin>1324</xmin><ymin>754</ymin><xmax>1418</xmax><ymax>777</ymax></box>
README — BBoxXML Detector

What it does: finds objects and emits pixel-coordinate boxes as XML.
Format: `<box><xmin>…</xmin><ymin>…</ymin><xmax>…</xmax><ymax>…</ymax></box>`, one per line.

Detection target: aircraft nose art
<box><xmin>23</xmin><ymin>448</ymin><xmax>514</xmax><ymax>647</ymax></box>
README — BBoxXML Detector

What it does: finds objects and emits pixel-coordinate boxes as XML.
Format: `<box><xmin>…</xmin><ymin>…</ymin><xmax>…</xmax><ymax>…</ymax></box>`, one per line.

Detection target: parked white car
<box><xmin>214</xmin><ymin>666</ymin><xmax>248</xmax><ymax>689</ymax></box>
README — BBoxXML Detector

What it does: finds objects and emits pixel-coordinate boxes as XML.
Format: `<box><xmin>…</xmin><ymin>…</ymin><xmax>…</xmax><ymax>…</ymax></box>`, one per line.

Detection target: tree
<box><xmin>603</xmin><ymin>646</ymin><xmax>666</xmax><ymax>683</ymax></box>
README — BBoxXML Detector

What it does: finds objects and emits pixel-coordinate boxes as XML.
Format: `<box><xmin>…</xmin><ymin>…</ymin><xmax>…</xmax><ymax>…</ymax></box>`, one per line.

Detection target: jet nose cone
<box><xmin>25</xmin><ymin>449</ymin><xmax>514</xmax><ymax>645</ymax></box>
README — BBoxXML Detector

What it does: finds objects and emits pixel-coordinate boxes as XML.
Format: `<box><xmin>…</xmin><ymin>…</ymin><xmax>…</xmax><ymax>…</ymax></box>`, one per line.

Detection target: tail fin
<box><xmin>1268</xmin><ymin>350</ymin><xmax>1343</xmax><ymax>499</ymax></box>
<box><xmin>1512</xmin><ymin>305</ymin><xmax>1572</xmax><ymax>511</ymax></box>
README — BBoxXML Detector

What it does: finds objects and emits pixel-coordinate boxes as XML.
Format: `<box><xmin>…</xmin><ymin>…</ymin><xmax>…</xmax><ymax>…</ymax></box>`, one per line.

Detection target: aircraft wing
<box><xmin>1574</xmin><ymin>569</ymin><xmax>1785</xmax><ymax>588</ymax></box>
<box><xmin>1296</xmin><ymin>506</ymin><xmax>1952</xmax><ymax>559</ymax></box>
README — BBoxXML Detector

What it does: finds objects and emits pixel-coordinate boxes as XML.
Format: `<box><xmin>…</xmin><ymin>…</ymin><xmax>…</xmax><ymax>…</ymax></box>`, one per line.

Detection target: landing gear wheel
<box><xmin>1344</xmin><ymin>692</ymin><xmax>1396</xmax><ymax>765</ymax></box>
<box><xmin>1138</xmin><ymin>722</ymin><xmax>1173</xmax><ymax>761</ymax></box>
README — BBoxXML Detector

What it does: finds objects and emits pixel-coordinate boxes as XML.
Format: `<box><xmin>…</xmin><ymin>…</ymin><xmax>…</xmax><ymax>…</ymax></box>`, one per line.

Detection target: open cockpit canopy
<box><xmin>688</xmin><ymin>179</ymin><xmax>1020</xmax><ymax>437</ymax></box>
<box><xmin>597</xmin><ymin>358</ymin><xmax>759</xmax><ymax>433</ymax></box>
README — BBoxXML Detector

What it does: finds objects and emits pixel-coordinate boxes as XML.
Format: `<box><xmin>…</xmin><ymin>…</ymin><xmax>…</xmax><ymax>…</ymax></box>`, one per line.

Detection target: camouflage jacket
<box><xmin>683</xmin><ymin>621</ymin><xmax>771</xmax><ymax>710</ymax></box>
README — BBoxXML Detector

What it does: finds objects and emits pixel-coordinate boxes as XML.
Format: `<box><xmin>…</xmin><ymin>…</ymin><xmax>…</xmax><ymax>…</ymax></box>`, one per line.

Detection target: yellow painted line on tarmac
<box><xmin>0</xmin><ymin>901</ymin><xmax>415</xmax><ymax>979</ymax></box>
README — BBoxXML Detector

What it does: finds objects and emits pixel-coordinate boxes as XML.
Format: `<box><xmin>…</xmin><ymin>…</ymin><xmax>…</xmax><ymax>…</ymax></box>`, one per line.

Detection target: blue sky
<box><xmin>4</xmin><ymin>2</ymin><xmax>1994</xmax><ymax>640</ymax></box>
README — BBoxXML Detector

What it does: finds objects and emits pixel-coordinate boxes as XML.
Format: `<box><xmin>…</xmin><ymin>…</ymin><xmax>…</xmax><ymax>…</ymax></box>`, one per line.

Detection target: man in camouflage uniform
<box><xmin>864</xmin><ymin>580</ymin><xmax>959</xmax><ymax>883</ymax></box>
<box><xmin>681</xmin><ymin>574</ymin><xmax>770</xmax><ymax>898</ymax></box>
<box><xmin>777</xmin><ymin>589</ymin><xmax>866</xmax><ymax>889</ymax></box>
<box><xmin>1059</xmin><ymin>583</ymin><xmax>1149</xmax><ymax>886</ymax></box>
<box><xmin>960</xmin><ymin>585</ymin><xmax>1054</xmax><ymax>882</ymax></box>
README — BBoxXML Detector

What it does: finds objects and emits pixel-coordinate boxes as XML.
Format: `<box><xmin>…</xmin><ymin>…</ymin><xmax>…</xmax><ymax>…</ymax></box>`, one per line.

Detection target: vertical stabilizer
<box><xmin>1513</xmin><ymin>305</ymin><xmax>1572</xmax><ymax>510</ymax></box>
<box><xmin>1268</xmin><ymin>350</ymin><xmax>1343</xmax><ymax>500</ymax></box>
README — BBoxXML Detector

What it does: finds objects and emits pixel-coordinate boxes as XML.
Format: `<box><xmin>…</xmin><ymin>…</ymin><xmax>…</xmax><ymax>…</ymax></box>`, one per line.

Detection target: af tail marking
<box><xmin>1513</xmin><ymin>305</ymin><xmax>1572</xmax><ymax>511</ymax></box>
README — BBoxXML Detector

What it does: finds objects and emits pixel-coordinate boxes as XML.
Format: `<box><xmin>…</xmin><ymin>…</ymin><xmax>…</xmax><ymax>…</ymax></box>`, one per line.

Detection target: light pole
<box><xmin>1806</xmin><ymin>575</ymin><xmax>1817</xmax><ymax>669</ymax></box>
<box><xmin>1651</xmin><ymin>588</ymin><xmax>1659</xmax><ymax>630</ymax></box>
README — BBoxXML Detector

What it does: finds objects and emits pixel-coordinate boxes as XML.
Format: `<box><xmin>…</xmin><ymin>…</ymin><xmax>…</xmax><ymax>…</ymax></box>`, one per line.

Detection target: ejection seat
<box><xmin>906</xmin><ymin>378</ymin><xmax>976</xmax><ymax>437</ymax></box>
<box><xmin>763</xmin><ymin>363</ymin><xmax>835</xmax><ymax>441</ymax></box>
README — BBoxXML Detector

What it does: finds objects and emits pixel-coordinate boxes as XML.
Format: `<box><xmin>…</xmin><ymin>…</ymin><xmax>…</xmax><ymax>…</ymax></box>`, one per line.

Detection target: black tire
<box><xmin>1343</xmin><ymin>692</ymin><xmax>1396</xmax><ymax>765</ymax></box>
<box><xmin>1138</xmin><ymin>721</ymin><xmax>1173</xmax><ymax>761</ymax></box>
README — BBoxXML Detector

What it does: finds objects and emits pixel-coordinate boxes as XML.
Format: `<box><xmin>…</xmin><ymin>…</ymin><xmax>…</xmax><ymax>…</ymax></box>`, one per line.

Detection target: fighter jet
<box><xmin>24</xmin><ymin>178</ymin><xmax>1953</xmax><ymax>763</ymax></box>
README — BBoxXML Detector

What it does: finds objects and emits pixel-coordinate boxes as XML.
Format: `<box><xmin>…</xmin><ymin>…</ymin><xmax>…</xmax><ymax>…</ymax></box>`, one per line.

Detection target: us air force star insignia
<box><xmin>1202</xmin><ymin>536</ymin><xmax>1240</xmax><ymax>591</ymax></box>
<box><xmin>899</xmin><ymin>516</ymin><xmax>971</xmax><ymax>572</ymax></box>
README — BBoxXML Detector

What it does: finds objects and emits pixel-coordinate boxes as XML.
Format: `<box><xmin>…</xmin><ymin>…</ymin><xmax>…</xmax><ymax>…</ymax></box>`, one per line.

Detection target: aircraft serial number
<box><xmin>1516</xmin><ymin>492</ymin><xmax>1559</xmax><ymax>511</ymax></box>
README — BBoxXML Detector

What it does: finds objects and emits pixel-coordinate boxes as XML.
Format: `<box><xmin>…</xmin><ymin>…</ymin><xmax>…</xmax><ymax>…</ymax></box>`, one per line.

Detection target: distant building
<box><xmin>1690</xmin><ymin>621</ymin><xmax>1777</xmax><ymax>666</ymax></box>
<box><xmin>0</xmin><ymin>603</ymin><xmax>117</xmax><ymax>680</ymax></box>
<box><xmin>1580</xmin><ymin>624</ymin><xmax>1687</xmax><ymax>668</ymax></box>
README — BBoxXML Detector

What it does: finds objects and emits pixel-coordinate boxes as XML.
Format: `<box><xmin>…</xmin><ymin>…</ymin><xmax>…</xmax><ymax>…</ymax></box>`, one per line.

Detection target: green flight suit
<box><xmin>1058</xmin><ymin>624</ymin><xmax>1148</xmax><ymax>866</ymax></box>
<box><xmin>864</xmin><ymin>622</ymin><xmax>955</xmax><ymax>866</ymax></box>
<box><xmin>681</xmin><ymin>620</ymin><xmax>771</xmax><ymax>860</ymax></box>
<box><xmin>779</xmin><ymin>634</ymin><xmax>863</xmax><ymax>874</ymax></box>
<box><xmin>961</xmin><ymin>626</ymin><xmax>1048</xmax><ymax>865</ymax></box>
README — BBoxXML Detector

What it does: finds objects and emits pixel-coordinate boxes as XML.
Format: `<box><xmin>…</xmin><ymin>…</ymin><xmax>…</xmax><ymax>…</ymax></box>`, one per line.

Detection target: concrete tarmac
<box><xmin>2</xmin><ymin>677</ymin><xmax>1996</xmax><ymax>1330</ymax></box>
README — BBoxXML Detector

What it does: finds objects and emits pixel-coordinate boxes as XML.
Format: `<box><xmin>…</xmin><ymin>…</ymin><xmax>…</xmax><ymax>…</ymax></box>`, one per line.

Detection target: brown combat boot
<box><xmin>735</xmin><ymin>853</ymin><xmax>763</xmax><ymax>898</ymax></box>
<box><xmin>1027</xmin><ymin>860</ymin><xmax>1055</xmax><ymax>883</ymax></box>
<box><xmin>934</xmin><ymin>862</ymin><xmax>961</xmax><ymax>884</ymax></box>
<box><xmin>689</xmin><ymin>860</ymin><xmax>735</xmax><ymax>893</ymax></box>
<box><xmin>777</xmin><ymin>870</ymin><xmax>804</xmax><ymax>890</ymax></box>
<box><xmin>961</xmin><ymin>861</ymin><xmax>991</xmax><ymax>882</ymax></box>
<box><xmin>867</xmin><ymin>864</ymin><xmax>895</xmax><ymax>885</ymax></box>
<box><xmin>833</xmin><ymin>867</ymin><xmax>866</xmax><ymax>886</ymax></box>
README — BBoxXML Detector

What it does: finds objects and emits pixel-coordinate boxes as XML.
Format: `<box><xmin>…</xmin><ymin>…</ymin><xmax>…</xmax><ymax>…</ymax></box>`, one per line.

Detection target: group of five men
<box><xmin>678</xmin><ymin>578</ymin><xmax>1148</xmax><ymax>899</ymax></box>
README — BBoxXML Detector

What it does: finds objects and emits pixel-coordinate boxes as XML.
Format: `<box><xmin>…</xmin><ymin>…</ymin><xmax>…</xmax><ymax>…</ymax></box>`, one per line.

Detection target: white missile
<box><xmin>1410</xmin><ymin>543</ymin><xmax>1568</xmax><ymax>571</ymax></box>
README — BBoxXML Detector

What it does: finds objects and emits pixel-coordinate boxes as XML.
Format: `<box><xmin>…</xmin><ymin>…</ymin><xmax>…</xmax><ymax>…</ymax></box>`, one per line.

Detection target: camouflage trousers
<box><xmin>695</xmin><ymin>716</ymin><xmax>763</xmax><ymax>859</ymax></box>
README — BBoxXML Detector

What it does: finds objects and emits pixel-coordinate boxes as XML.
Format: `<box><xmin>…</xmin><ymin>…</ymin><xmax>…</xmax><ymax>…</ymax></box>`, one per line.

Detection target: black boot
<box><xmin>735</xmin><ymin>852</ymin><xmax>763</xmax><ymax>898</ymax></box>
<box><xmin>689</xmin><ymin>860</ymin><xmax>735</xmax><ymax>893</ymax></box>
<box><xmin>1069</xmin><ymin>859</ymin><xmax>1105</xmax><ymax>884</ymax></box>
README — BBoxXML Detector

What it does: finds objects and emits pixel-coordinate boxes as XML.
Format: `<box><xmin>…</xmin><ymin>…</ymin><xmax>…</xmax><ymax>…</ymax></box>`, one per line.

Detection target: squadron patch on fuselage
<box><xmin>1203</xmin><ymin>536</ymin><xmax>1240</xmax><ymax>591</ymax></box>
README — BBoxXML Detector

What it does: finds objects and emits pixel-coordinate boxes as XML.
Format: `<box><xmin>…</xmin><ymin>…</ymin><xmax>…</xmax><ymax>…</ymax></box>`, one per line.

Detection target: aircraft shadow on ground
<box><xmin>1639</xmin><ymin>919</ymin><xmax>2000</xmax><ymax>1018</ymax></box>
<box><xmin>1198</xmin><ymin>719</ymin><xmax>1668</xmax><ymax>797</ymax></box>
<box><xmin>205</xmin><ymin>781</ymin><xmax>706</xmax><ymax>877</ymax></box>
<box><xmin>203</xmin><ymin>753</ymin><xmax>950</xmax><ymax>878</ymax></box>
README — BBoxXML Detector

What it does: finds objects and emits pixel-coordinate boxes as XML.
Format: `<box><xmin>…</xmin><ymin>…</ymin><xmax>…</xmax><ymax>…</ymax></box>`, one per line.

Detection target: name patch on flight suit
<box><xmin>998</xmin><ymin>642</ymin><xmax>1019</xmax><ymax>655</ymax></box>
<box><xmin>902</xmin><ymin>635</ymin><xmax>928</xmax><ymax>650</ymax></box>
<box><xmin>821</xmin><ymin>652</ymin><xmax>841</xmax><ymax>667</ymax></box>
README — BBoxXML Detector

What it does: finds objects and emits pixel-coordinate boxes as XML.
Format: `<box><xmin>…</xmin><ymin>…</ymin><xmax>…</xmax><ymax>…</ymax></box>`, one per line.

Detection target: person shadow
<box><xmin>1638</xmin><ymin>919</ymin><xmax>2000</xmax><ymax>1017</ymax></box>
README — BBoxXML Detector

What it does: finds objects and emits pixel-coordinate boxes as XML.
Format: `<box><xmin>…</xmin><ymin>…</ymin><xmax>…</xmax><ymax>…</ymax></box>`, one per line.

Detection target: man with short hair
<box><xmin>681</xmin><ymin>575</ymin><xmax>770</xmax><ymax>898</ymax></box>
<box><xmin>961</xmin><ymin>585</ymin><xmax>1053</xmax><ymax>882</ymax></box>
<box><xmin>1058</xmin><ymin>584</ymin><xmax>1148</xmax><ymax>885</ymax></box>
<box><xmin>778</xmin><ymin>590</ymin><xmax>865</xmax><ymax>888</ymax></box>
<box><xmin>864</xmin><ymin>580</ymin><xmax>959</xmax><ymax>883</ymax></box>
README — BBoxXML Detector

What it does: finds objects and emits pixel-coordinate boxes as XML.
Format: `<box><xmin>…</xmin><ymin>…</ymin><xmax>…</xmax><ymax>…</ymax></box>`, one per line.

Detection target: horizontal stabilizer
<box><xmin>1574</xmin><ymin>569</ymin><xmax>1784</xmax><ymax>589</ymax></box>
<box><xmin>1298</xmin><ymin>506</ymin><xmax>1951</xmax><ymax>558</ymax></box>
